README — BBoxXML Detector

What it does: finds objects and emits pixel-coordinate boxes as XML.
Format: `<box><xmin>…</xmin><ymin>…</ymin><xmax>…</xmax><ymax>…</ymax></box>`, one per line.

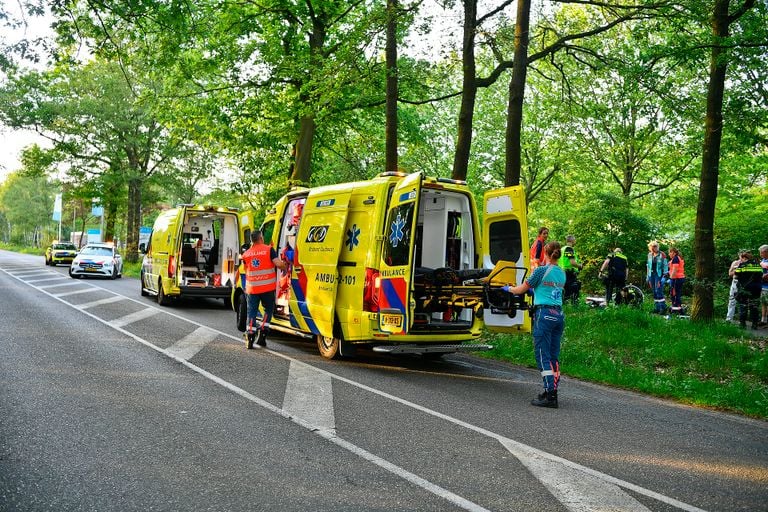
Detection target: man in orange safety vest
<box><xmin>241</xmin><ymin>230</ymin><xmax>287</xmax><ymax>349</ymax></box>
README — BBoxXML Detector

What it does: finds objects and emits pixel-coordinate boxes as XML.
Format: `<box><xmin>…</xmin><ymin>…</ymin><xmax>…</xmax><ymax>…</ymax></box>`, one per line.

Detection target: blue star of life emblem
<box><xmin>389</xmin><ymin>213</ymin><xmax>406</xmax><ymax>248</ymax></box>
<box><xmin>346</xmin><ymin>224</ymin><xmax>361</xmax><ymax>251</ymax></box>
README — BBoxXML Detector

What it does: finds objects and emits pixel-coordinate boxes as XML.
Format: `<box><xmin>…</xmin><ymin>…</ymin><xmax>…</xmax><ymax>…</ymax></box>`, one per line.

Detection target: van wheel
<box><xmin>236</xmin><ymin>293</ymin><xmax>247</xmax><ymax>332</ymax></box>
<box><xmin>157</xmin><ymin>280</ymin><xmax>171</xmax><ymax>306</ymax></box>
<box><xmin>317</xmin><ymin>335</ymin><xmax>340</xmax><ymax>359</ymax></box>
<box><xmin>140</xmin><ymin>271</ymin><xmax>149</xmax><ymax>296</ymax></box>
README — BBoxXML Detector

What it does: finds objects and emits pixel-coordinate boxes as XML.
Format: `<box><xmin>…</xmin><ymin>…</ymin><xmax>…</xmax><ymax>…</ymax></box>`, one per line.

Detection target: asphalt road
<box><xmin>1</xmin><ymin>250</ymin><xmax>766</xmax><ymax>512</ymax></box>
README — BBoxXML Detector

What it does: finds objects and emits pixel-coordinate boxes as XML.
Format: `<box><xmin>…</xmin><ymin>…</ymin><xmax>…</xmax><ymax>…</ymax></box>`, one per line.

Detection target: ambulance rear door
<box><xmin>481</xmin><ymin>186</ymin><xmax>531</xmax><ymax>333</ymax></box>
<box><xmin>378</xmin><ymin>172</ymin><xmax>422</xmax><ymax>335</ymax></box>
<box><xmin>290</xmin><ymin>187</ymin><xmax>352</xmax><ymax>338</ymax></box>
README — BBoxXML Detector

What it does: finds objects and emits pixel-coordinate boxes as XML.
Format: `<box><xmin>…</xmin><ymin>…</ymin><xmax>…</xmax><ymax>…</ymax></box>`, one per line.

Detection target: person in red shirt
<box><xmin>529</xmin><ymin>227</ymin><xmax>549</xmax><ymax>270</ymax></box>
<box><xmin>241</xmin><ymin>230</ymin><xmax>287</xmax><ymax>348</ymax></box>
<box><xmin>668</xmin><ymin>247</ymin><xmax>685</xmax><ymax>313</ymax></box>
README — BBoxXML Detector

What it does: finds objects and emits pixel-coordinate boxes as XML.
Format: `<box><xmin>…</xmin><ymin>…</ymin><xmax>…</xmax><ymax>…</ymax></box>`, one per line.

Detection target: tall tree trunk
<box><xmin>452</xmin><ymin>0</ymin><xmax>478</xmax><ymax>181</ymax></box>
<box><xmin>291</xmin><ymin>115</ymin><xmax>316</xmax><ymax>186</ymax></box>
<box><xmin>125</xmin><ymin>179</ymin><xmax>141</xmax><ymax>263</ymax></box>
<box><xmin>691</xmin><ymin>0</ymin><xmax>754</xmax><ymax>321</ymax></box>
<box><xmin>385</xmin><ymin>0</ymin><xmax>399</xmax><ymax>173</ymax></box>
<box><xmin>504</xmin><ymin>0</ymin><xmax>531</xmax><ymax>187</ymax></box>
<box><xmin>104</xmin><ymin>200</ymin><xmax>118</xmax><ymax>243</ymax></box>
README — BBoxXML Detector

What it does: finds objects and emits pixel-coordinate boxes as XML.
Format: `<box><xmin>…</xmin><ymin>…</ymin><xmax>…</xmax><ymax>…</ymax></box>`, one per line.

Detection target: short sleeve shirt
<box><xmin>526</xmin><ymin>264</ymin><xmax>566</xmax><ymax>307</ymax></box>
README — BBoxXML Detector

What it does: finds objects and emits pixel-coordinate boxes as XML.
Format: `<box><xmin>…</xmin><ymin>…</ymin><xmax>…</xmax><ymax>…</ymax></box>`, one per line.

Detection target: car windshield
<box><xmin>80</xmin><ymin>246</ymin><xmax>113</xmax><ymax>257</ymax></box>
<box><xmin>53</xmin><ymin>244</ymin><xmax>76</xmax><ymax>250</ymax></box>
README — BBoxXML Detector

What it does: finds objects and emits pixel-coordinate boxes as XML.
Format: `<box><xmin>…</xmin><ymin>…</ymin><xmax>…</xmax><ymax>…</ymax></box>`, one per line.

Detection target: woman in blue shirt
<box><xmin>506</xmin><ymin>241</ymin><xmax>566</xmax><ymax>408</ymax></box>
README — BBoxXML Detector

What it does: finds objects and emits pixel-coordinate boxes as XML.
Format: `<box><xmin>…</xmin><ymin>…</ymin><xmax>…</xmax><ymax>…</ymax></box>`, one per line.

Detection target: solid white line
<box><xmin>283</xmin><ymin>360</ymin><xmax>336</xmax><ymax>433</ymax></box>
<box><xmin>78</xmin><ymin>295</ymin><xmax>126</xmax><ymax>310</ymax></box>
<box><xmin>500</xmin><ymin>439</ymin><xmax>651</xmax><ymax>512</ymax></box>
<box><xmin>0</xmin><ymin>262</ymin><xmax>712</xmax><ymax>512</ymax></box>
<box><xmin>166</xmin><ymin>326</ymin><xmax>219</xmax><ymax>361</ymax></box>
<box><xmin>110</xmin><ymin>307</ymin><xmax>159</xmax><ymax>328</ymax></box>
<box><xmin>54</xmin><ymin>288</ymin><xmax>95</xmax><ymax>297</ymax></box>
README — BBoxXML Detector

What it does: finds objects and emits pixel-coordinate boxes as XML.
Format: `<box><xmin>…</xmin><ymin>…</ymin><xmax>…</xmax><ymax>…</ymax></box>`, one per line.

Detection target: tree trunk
<box><xmin>290</xmin><ymin>115</ymin><xmax>316</xmax><ymax>186</ymax></box>
<box><xmin>452</xmin><ymin>0</ymin><xmax>478</xmax><ymax>182</ymax></box>
<box><xmin>691</xmin><ymin>0</ymin><xmax>737</xmax><ymax>322</ymax></box>
<box><xmin>385</xmin><ymin>0</ymin><xmax>399</xmax><ymax>173</ymax></box>
<box><xmin>504</xmin><ymin>0</ymin><xmax>531</xmax><ymax>187</ymax></box>
<box><xmin>105</xmin><ymin>200</ymin><xmax>118</xmax><ymax>243</ymax></box>
<box><xmin>125</xmin><ymin>179</ymin><xmax>141</xmax><ymax>263</ymax></box>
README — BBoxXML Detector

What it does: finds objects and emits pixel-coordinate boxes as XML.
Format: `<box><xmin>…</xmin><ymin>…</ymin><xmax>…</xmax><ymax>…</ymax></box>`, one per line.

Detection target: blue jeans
<box><xmin>532</xmin><ymin>307</ymin><xmax>565</xmax><ymax>392</ymax></box>
<box><xmin>648</xmin><ymin>274</ymin><xmax>667</xmax><ymax>313</ymax></box>
<box><xmin>247</xmin><ymin>292</ymin><xmax>276</xmax><ymax>334</ymax></box>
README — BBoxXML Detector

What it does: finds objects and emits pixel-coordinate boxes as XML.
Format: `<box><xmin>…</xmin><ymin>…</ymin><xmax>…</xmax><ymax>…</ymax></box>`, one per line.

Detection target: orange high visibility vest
<box><xmin>242</xmin><ymin>244</ymin><xmax>277</xmax><ymax>294</ymax></box>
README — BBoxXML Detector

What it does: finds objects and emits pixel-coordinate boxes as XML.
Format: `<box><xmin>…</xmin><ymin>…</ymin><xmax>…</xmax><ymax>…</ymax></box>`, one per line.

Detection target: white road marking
<box><xmin>500</xmin><ymin>439</ymin><xmax>651</xmax><ymax>512</ymax></box>
<box><xmin>78</xmin><ymin>295</ymin><xmax>126</xmax><ymax>310</ymax></box>
<box><xmin>53</xmin><ymin>288</ymin><xmax>94</xmax><ymax>297</ymax></box>
<box><xmin>0</xmin><ymin>257</ymin><xmax>714</xmax><ymax>512</ymax></box>
<box><xmin>110</xmin><ymin>307</ymin><xmax>159</xmax><ymax>328</ymax></box>
<box><xmin>38</xmin><ymin>281</ymin><xmax>84</xmax><ymax>289</ymax></box>
<box><xmin>26</xmin><ymin>276</ymin><xmax>69</xmax><ymax>284</ymax></box>
<box><xmin>166</xmin><ymin>326</ymin><xmax>220</xmax><ymax>360</ymax></box>
<box><xmin>282</xmin><ymin>360</ymin><xmax>336</xmax><ymax>434</ymax></box>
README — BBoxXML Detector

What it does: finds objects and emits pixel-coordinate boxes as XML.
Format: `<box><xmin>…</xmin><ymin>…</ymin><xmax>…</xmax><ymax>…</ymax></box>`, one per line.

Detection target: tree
<box><xmin>691</xmin><ymin>0</ymin><xmax>758</xmax><ymax>321</ymax></box>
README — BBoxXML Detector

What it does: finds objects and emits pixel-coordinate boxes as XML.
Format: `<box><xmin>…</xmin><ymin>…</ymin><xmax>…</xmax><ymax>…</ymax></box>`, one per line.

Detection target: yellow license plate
<box><xmin>381</xmin><ymin>314</ymin><xmax>403</xmax><ymax>329</ymax></box>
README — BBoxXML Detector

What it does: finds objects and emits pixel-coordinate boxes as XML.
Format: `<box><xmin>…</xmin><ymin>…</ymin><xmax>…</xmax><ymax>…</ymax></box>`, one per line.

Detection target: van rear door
<box><xmin>378</xmin><ymin>172</ymin><xmax>422</xmax><ymax>335</ymax></box>
<box><xmin>290</xmin><ymin>187</ymin><xmax>352</xmax><ymax>338</ymax></box>
<box><xmin>481</xmin><ymin>186</ymin><xmax>531</xmax><ymax>333</ymax></box>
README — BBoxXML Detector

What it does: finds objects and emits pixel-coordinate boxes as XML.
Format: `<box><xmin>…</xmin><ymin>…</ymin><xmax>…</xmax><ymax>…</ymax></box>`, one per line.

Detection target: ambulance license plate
<box><xmin>381</xmin><ymin>313</ymin><xmax>403</xmax><ymax>329</ymax></box>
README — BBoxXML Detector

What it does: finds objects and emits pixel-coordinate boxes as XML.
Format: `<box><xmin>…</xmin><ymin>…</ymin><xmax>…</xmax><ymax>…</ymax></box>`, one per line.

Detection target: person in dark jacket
<box><xmin>599</xmin><ymin>248</ymin><xmax>628</xmax><ymax>305</ymax></box>
<box><xmin>734</xmin><ymin>251</ymin><xmax>763</xmax><ymax>330</ymax></box>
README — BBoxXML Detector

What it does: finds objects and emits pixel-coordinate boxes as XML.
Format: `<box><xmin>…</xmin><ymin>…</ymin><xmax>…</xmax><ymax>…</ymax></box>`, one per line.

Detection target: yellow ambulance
<box><xmin>140</xmin><ymin>205</ymin><xmax>249</xmax><ymax>306</ymax></box>
<box><xmin>234</xmin><ymin>171</ymin><xmax>531</xmax><ymax>358</ymax></box>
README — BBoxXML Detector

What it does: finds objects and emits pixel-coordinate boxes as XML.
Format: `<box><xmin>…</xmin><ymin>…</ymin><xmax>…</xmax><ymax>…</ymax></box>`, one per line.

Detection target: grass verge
<box><xmin>483</xmin><ymin>304</ymin><xmax>768</xmax><ymax>419</ymax></box>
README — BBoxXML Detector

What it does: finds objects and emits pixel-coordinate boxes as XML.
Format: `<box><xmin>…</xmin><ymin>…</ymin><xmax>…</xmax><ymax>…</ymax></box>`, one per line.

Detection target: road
<box><xmin>1</xmin><ymin>249</ymin><xmax>766</xmax><ymax>512</ymax></box>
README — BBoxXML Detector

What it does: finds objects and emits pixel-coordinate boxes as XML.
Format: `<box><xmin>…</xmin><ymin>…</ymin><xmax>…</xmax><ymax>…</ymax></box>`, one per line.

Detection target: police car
<box><xmin>69</xmin><ymin>243</ymin><xmax>123</xmax><ymax>279</ymax></box>
<box><xmin>45</xmin><ymin>241</ymin><xmax>78</xmax><ymax>266</ymax></box>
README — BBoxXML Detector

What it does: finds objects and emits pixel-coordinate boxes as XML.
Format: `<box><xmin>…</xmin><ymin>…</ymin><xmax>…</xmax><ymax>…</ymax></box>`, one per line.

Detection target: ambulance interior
<box><xmin>274</xmin><ymin>198</ymin><xmax>306</xmax><ymax>317</ymax></box>
<box><xmin>412</xmin><ymin>187</ymin><xmax>484</xmax><ymax>330</ymax></box>
<box><xmin>180</xmin><ymin>212</ymin><xmax>239</xmax><ymax>288</ymax></box>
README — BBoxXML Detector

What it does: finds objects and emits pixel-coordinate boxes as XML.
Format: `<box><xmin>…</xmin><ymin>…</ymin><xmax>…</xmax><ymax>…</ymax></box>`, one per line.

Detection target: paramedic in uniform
<box><xmin>242</xmin><ymin>230</ymin><xmax>287</xmax><ymax>348</ymax></box>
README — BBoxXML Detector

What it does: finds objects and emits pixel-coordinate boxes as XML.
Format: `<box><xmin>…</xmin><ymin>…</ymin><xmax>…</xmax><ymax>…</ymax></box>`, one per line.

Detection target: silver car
<box><xmin>69</xmin><ymin>243</ymin><xmax>123</xmax><ymax>279</ymax></box>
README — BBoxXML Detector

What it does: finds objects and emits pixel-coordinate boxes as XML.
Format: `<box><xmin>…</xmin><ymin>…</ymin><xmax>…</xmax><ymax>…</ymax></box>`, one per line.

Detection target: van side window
<box><xmin>383</xmin><ymin>202</ymin><xmax>415</xmax><ymax>267</ymax></box>
<box><xmin>488</xmin><ymin>219</ymin><xmax>522</xmax><ymax>265</ymax></box>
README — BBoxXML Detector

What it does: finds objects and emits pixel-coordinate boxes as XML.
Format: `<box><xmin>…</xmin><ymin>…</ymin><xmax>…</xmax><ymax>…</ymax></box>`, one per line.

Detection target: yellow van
<box><xmin>141</xmin><ymin>205</ymin><xmax>250</xmax><ymax>306</ymax></box>
<box><xmin>233</xmin><ymin>172</ymin><xmax>531</xmax><ymax>358</ymax></box>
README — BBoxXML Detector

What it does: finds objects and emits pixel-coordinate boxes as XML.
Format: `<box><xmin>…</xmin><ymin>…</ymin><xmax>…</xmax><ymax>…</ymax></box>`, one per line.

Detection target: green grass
<box><xmin>0</xmin><ymin>242</ymin><xmax>45</xmax><ymax>256</ymax></box>
<box><xmin>483</xmin><ymin>304</ymin><xmax>768</xmax><ymax>419</ymax></box>
<box><xmin>122</xmin><ymin>261</ymin><xmax>142</xmax><ymax>278</ymax></box>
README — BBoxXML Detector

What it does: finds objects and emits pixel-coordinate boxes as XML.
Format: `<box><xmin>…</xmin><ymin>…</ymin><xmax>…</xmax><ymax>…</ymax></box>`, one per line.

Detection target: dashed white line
<box><xmin>54</xmin><ymin>288</ymin><xmax>94</xmax><ymax>298</ymax></box>
<box><xmin>283</xmin><ymin>360</ymin><xmax>336</xmax><ymax>434</ymax></box>
<box><xmin>166</xmin><ymin>326</ymin><xmax>220</xmax><ymax>360</ymax></box>
<box><xmin>110</xmin><ymin>307</ymin><xmax>159</xmax><ymax>328</ymax></box>
<box><xmin>78</xmin><ymin>295</ymin><xmax>126</xmax><ymax>310</ymax></box>
<box><xmin>38</xmin><ymin>281</ymin><xmax>84</xmax><ymax>289</ymax></box>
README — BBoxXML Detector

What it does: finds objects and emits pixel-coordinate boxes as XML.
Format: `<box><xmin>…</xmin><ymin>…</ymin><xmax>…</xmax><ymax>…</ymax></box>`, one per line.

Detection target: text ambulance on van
<box><xmin>233</xmin><ymin>171</ymin><xmax>531</xmax><ymax>359</ymax></box>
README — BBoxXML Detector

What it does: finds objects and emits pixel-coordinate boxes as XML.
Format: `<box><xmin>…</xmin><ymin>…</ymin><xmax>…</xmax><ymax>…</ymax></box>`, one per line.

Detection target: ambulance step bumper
<box><xmin>372</xmin><ymin>344</ymin><xmax>493</xmax><ymax>355</ymax></box>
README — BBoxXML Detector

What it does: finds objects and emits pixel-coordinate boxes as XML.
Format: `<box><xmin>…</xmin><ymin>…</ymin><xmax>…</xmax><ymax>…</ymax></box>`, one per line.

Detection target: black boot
<box><xmin>245</xmin><ymin>332</ymin><xmax>255</xmax><ymax>350</ymax></box>
<box><xmin>256</xmin><ymin>331</ymin><xmax>267</xmax><ymax>347</ymax></box>
<box><xmin>531</xmin><ymin>390</ymin><xmax>558</xmax><ymax>408</ymax></box>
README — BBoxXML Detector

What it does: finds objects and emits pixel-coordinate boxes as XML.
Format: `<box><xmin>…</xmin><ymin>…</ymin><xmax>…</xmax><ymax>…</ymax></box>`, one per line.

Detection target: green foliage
<box><xmin>485</xmin><ymin>304</ymin><xmax>768</xmax><ymax>418</ymax></box>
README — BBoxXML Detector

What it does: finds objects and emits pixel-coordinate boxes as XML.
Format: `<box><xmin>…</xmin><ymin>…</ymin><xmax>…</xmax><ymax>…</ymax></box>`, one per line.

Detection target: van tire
<box><xmin>157</xmin><ymin>280</ymin><xmax>171</xmax><ymax>306</ymax></box>
<box><xmin>317</xmin><ymin>334</ymin><xmax>341</xmax><ymax>359</ymax></box>
<box><xmin>236</xmin><ymin>293</ymin><xmax>247</xmax><ymax>332</ymax></box>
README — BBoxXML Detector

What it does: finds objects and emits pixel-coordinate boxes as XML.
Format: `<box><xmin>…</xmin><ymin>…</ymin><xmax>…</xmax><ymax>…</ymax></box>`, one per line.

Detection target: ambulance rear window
<box><xmin>383</xmin><ymin>202</ymin><xmax>414</xmax><ymax>267</ymax></box>
<box><xmin>488</xmin><ymin>219</ymin><xmax>522</xmax><ymax>264</ymax></box>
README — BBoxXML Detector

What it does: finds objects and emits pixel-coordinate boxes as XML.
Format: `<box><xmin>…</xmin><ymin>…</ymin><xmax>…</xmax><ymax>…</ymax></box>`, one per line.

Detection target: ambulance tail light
<box><xmin>363</xmin><ymin>268</ymin><xmax>380</xmax><ymax>312</ymax></box>
<box><xmin>168</xmin><ymin>255</ymin><xmax>176</xmax><ymax>279</ymax></box>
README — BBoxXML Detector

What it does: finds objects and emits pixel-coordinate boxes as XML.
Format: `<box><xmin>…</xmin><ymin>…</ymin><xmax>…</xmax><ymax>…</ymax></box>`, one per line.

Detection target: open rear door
<box><xmin>482</xmin><ymin>186</ymin><xmax>531</xmax><ymax>333</ymax></box>
<box><xmin>289</xmin><ymin>187</ymin><xmax>352</xmax><ymax>338</ymax></box>
<box><xmin>378</xmin><ymin>172</ymin><xmax>422</xmax><ymax>335</ymax></box>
